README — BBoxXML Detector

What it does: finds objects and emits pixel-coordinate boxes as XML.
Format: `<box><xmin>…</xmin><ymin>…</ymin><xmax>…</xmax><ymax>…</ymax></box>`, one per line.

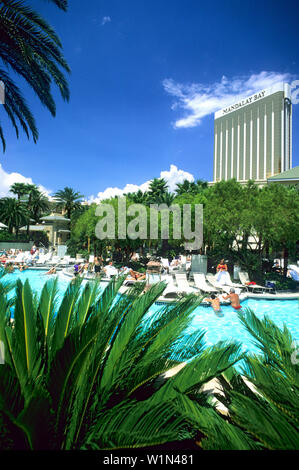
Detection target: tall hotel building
<box><xmin>213</xmin><ymin>83</ymin><xmax>292</xmax><ymax>183</ymax></box>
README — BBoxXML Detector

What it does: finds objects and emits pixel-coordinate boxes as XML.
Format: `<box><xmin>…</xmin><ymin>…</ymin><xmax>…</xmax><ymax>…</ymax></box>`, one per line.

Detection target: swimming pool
<box><xmin>2</xmin><ymin>269</ymin><xmax>298</xmax><ymax>357</ymax></box>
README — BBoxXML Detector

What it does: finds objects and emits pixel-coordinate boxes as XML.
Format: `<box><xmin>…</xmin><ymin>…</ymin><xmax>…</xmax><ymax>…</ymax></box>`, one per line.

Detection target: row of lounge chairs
<box><xmin>161</xmin><ymin>271</ymin><xmax>275</xmax><ymax>299</ymax></box>
<box><xmin>1</xmin><ymin>250</ymin><xmax>85</xmax><ymax>268</ymax></box>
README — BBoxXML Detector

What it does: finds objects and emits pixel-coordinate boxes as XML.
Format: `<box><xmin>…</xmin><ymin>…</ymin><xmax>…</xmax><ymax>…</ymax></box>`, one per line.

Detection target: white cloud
<box><xmin>0</xmin><ymin>164</ymin><xmax>51</xmax><ymax>198</ymax></box>
<box><xmin>101</xmin><ymin>16</ymin><xmax>111</xmax><ymax>25</ymax></box>
<box><xmin>163</xmin><ymin>71</ymin><xmax>295</xmax><ymax>128</ymax></box>
<box><xmin>88</xmin><ymin>165</ymin><xmax>195</xmax><ymax>203</ymax></box>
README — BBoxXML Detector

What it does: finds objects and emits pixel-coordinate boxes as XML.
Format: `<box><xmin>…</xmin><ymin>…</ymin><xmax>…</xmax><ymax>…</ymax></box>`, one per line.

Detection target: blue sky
<box><xmin>1</xmin><ymin>0</ymin><xmax>299</xmax><ymax>200</ymax></box>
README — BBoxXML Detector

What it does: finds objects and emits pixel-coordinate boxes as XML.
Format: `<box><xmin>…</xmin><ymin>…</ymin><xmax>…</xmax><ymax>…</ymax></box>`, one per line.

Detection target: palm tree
<box><xmin>9</xmin><ymin>182</ymin><xmax>28</xmax><ymax>201</ymax></box>
<box><xmin>127</xmin><ymin>190</ymin><xmax>149</xmax><ymax>205</ymax></box>
<box><xmin>175</xmin><ymin>179</ymin><xmax>208</xmax><ymax>196</ymax></box>
<box><xmin>0</xmin><ymin>197</ymin><xmax>28</xmax><ymax>235</ymax></box>
<box><xmin>195</xmin><ymin>179</ymin><xmax>208</xmax><ymax>191</ymax></box>
<box><xmin>148</xmin><ymin>178</ymin><xmax>169</xmax><ymax>204</ymax></box>
<box><xmin>0</xmin><ymin>276</ymin><xmax>242</xmax><ymax>449</ymax></box>
<box><xmin>175</xmin><ymin>180</ymin><xmax>196</xmax><ymax>195</ymax></box>
<box><xmin>207</xmin><ymin>309</ymin><xmax>299</xmax><ymax>450</ymax></box>
<box><xmin>195</xmin><ymin>309</ymin><xmax>299</xmax><ymax>450</ymax></box>
<box><xmin>54</xmin><ymin>187</ymin><xmax>84</xmax><ymax>219</ymax></box>
<box><xmin>159</xmin><ymin>192</ymin><xmax>176</xmax><ymax>206</ymax></box>
<box><xmin>20</xmin><ymin>184</ymin><xmax>41</xmax><ymax>236</ymax></box>
<box><xmin>29</xmin><ymin>191</ymin><xmax>50</xmax><ymax>223</ymax></box>
<box><xmin>0</xmin><ymin>0</ymin><xmax>70</xmax><ymax>151</ymax></box>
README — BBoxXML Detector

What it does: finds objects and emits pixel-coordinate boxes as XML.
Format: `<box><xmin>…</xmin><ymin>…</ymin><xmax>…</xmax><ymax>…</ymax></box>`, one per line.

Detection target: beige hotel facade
<box><xmin>213</xmin><ymin>82</ymin><xmax>292</xmax><ymax>184</ymax></box>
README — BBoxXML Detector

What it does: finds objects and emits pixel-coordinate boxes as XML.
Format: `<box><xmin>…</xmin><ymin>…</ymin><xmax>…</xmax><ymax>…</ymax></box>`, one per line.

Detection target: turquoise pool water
<box><xmin>151</xmin><ymin>298</ymin><xmax>299</xmax><ymax>356</ymax></box>
<box><xmin>2</xmin><ymin>269</ymin><xmax>298</xmax><ymax>357</ymax></box>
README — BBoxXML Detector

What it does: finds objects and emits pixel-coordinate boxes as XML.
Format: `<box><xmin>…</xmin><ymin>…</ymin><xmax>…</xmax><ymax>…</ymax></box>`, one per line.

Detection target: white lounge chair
<box><xmin>36</xmin><ymin>252</ymin><xmax>53</xmax><ymax>265</ymax></box>
<box><xmin>206</xmin><ymin>273</ymin><xmax>244</xmax><ymax>294</ymax></box>
<box><xmin>193</xmin><ymin>273</ymin><xmax>219</xmax><ymax>294</ymax></box>
<box><xmin>160</xmin><ymin>258</ymin><xmax>170</xmax><ymax>272</ymax></box>
<box><xmin>239</xmin><ymin>271</ymin><xmax>274</xmax><ymax>293</ymax></box>
<box><xmin>175</xmin><ymin>273</ymin><xmax>199</xmax><ymax>294</ymax></box>
<box><xmin>9</xmin><ymin>252</ymin><xmax>26</xmax><ymax>264</ymax></box>
<box><xmin>160</xmin><ymin>274</ymin><xmax>197</xmax><ymax>298</ymax></box>
<box><xmin>48</xmin><ymin>256</ymin><xmax>62</xmax><ymax>266</ymax></box>
<box><xmin>161</xmin><ymin>275</ymin><xmax>185</xmax><ymax>298</ymax></box>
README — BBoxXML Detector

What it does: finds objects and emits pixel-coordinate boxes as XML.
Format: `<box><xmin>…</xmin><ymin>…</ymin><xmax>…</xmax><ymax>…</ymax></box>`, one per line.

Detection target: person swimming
<box><xmin>46</xmin><ymin>267</ymin><xmax>56</xmax><ymax>275</ymax></box>
<box><xmin>205</xmin><ymin>294</ymin><xmax>222</xmax><ymax>313</ymax></box>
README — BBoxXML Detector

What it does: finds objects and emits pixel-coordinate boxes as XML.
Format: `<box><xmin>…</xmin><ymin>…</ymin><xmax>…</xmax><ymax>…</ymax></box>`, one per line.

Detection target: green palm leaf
<box><xmin>12</xmin><ymin>280</ymin><xmax>41</xmax><ymax>385</ymax></box>
<box><xmin>50</xmin><ymin>278</ymin><xmax>82</xmax><ymax>358</ymax></box>
<box><xmin>38</xmin><ymin>276</ymin><xmax>59</xmax><ymax>341</ymax></box>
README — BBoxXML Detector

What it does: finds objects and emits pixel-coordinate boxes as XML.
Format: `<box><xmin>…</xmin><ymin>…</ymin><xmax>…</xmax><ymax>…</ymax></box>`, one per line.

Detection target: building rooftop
<box><xmin>40</xmin><ymin>214</ymin><xmax>70</xmax><ymax>222</ymax></box>
<box><xmin>267</xmin><ymin>166</ymin><xmax>299</xmax><ymax>182</ymax></box>
<box><xmin>19</xmin><ymin>225</ymin><xmax>46</xmax><ymax>232</ymax></box>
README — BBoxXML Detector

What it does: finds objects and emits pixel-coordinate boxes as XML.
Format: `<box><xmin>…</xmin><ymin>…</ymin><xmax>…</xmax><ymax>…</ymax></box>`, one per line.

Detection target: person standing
<box><xmin>216</xmin><ymin>259</ymin><xmax>228</xmax><ymax>273</ymax></box>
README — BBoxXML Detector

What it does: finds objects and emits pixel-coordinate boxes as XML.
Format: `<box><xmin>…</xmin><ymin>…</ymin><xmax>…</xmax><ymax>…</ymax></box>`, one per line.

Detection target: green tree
<box><xmin>54</xmin><ymin>187</ymin><xmax>84</xmax><ymax>219</ymax></box>
<box><xmin>175</xmin><ymin>179</ymin><xmax>208</xmax><ymax>196</ymax></box>
<box><xmin>127</xmin><ymin>189</ymin><xmax>148</xmax><ymax>205</ymax></box>
<box><xmin>147</xmin><ymin>178</ymin><xmax>169</xmax><ymax>204</ymax></box>
<box><xmin>0</xmin><ymin>0</ymin><xmax>69</xmax><ymax>151</ymax></box>
<box><xmin>253</xmin><ymin>184</ymin><xmax>299</xmax><ymax>274</ymax></box>
<box><xmin>0</xmin><ymin>197</ymin><xmax>28</xmax><ymax>236</ymax></box>
<box><xmin>9</xmin><ymin>182</ymin><xmax>28</xmax><ymax>201</ymax></box>
<box><xmin>29</xmin><ymin>191</ymin><xmax>50</xmax><ymax>223</ymax></box>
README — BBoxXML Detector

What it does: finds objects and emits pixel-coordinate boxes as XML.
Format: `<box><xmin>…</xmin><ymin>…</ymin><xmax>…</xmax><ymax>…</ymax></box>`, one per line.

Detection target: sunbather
<box><xmin>129</xmin><ymin>269</ymin><xmax>146</xmax><ymax>281</ymax></box>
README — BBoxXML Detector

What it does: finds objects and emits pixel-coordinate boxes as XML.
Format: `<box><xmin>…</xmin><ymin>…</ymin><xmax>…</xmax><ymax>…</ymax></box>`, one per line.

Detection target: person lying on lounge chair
<box><xmin>119</xmin><ymin>266</ymin><xmax>130</xmax><ymax>275</ymax></box>
<box><xmin>205</xmin><ymin>294</ymin><xmax>221</xmax><ymax>313</ymax></box>
<box><xmin>129</xmin><ymin>269</ymin><xmax>146</xmax><ymax>281</ymax></box>
<box><xmin>222</xmin><ymin>288</ymin><xmax>242</xmax><ymax>310</ymax></box>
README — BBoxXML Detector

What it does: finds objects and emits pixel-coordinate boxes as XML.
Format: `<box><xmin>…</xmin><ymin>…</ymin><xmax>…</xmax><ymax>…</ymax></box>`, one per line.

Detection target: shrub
<box><xmin>264</xmin><ymin>272</ymin><xmax>298</xmax><ymax>291</ymax></box>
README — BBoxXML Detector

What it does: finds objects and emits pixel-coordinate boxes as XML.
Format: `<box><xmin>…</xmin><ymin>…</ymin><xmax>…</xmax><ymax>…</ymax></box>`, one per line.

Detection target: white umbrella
<box><xmin>0</xmin><ymin>222</ymin><xmax>8</xmax><ymax>229</ymax></box>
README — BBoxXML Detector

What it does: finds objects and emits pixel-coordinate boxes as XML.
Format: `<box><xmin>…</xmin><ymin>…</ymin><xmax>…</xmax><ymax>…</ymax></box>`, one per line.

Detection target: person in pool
<box><xmin>46</xmin><ymin>267</ymin><xmax>56</xmax><ymax>275</ymax></box>
<box><xmin>222</xmin><ymin>288</ymin><xmax>242</xmax><ymax>310</ymax></box>
<box><xmin>205</xmin><ymin>294</ymin><xmax>221</xmax><ymax>313</ymax></box>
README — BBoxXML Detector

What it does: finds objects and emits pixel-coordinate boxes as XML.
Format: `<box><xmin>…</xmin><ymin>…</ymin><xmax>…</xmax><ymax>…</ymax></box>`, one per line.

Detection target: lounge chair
<box><xmin>193</xmin><ymin>273</ymin><xmax>219</xmax><ymax>294</ymax></box>
<box><xmin>161</xmin><ymin>273</ymin><xmax>198</xmax><ymax>298</ymax></box>
<box><xmin>175</xmin><ymin>273</ymin><xmax>199</xmax><ymax>294</ymax></box>
<box><xmin>8</xmin><ymin>252</ymin><xmax>26</xmax><ymax>264</ymax></box>
<box><xmin>206</xmin><ymin>273</ymin><xmax>244</xmax><ymax>294</ymax></box>
<box><xmin>48</xmin><ymin>256</ymin><xmax>62</xmax><ymax>266</ymax></box>
<box><xmin>238</xmin><ymin>271</ymin><xmax>274</xmax><ymax>293</ymax></box>
<box><xmin>36</xmin><ymin>252</ymin><xmax>53</xmax><ymax>265</ymax></box>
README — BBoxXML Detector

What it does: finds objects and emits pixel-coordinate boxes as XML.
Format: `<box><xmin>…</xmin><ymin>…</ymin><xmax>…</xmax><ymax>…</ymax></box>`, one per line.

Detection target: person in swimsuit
<box><xmin>205</xmin><ymin>294</ymin><xmax>221</xmax><ymax>313</ymax></box>
<box><xmin>129</xmin><ymin>269</ymin><xmax>146</xmax><ymax>281</ymax></box>
<box><xmin>222</xmin><ymin>288</ymin><xmax>242</xmax><ymax>310</ymax></box>
<box><xmin>216</xmin><ymin>259</ymin><xmax>228</xmax><ymax>273</ymax></box>
<box><xmin>94</xmin><ymin>256</ymin><xmax>102</xmax><ymax>277</ymax></box>
<box><xmin>46</xmin><ymin>267</ymin><xmax>56</xmax><ymax>275</ymax></box>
